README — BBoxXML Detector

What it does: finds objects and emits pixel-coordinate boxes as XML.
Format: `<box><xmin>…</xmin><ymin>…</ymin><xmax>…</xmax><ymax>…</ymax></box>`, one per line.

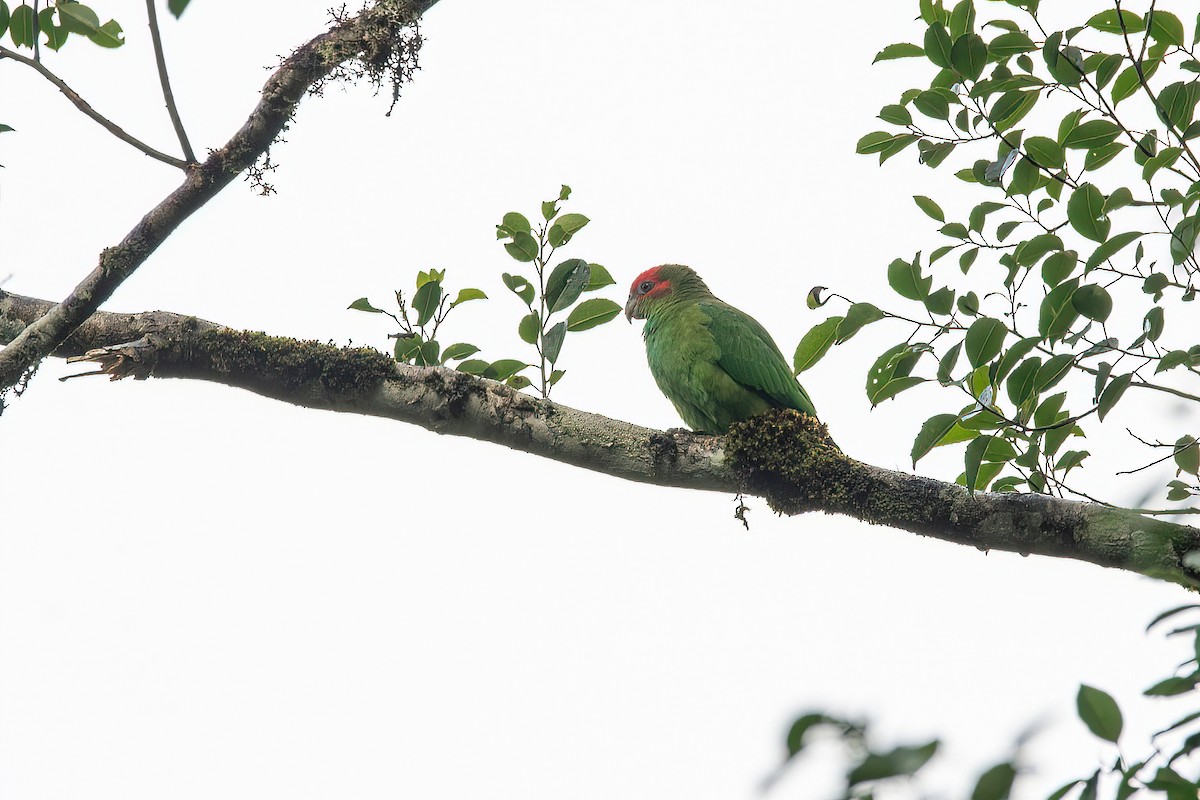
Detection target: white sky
<box><xmin>0</xmin><ymin>1</ymin><xmax>1196</xmax><ymax>798</ymax></box>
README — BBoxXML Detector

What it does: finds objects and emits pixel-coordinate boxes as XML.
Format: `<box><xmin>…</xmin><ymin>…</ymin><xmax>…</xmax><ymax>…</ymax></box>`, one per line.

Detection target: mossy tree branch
<box><xmin>4</xmin><ymin>289</ymin><xmax>1198</xmax><ymax>587</ymax></box>
<box><xmin>0</xmin><ymin>0</ymin><xmax>437</xmax><ymax>398</ymax></box>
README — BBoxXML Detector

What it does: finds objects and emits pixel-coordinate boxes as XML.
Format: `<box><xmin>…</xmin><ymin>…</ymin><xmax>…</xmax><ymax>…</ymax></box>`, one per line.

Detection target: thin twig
<box><xmin>0</xmin><ymin>45</ymin><xmax>188</xmax><ymax>169</ymax></box>
<box><xmin>145</xmin><ymin>0</ymin><xmax>196</xmax><ymax>164</ymax></box>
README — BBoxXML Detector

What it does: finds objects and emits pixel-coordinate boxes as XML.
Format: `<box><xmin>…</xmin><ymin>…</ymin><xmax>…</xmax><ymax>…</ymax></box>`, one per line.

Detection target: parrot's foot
<box><xmin>733</xmin><ymin>492</ymin><xmax>751</xmax><ymax>530</ymax></box>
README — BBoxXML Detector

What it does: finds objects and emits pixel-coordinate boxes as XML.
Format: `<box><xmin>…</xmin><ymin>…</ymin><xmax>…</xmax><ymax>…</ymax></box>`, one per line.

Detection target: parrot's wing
<box><xmin>699</xmin><ymin>300</ymin><xmax>818</xmax><ymax>417</ymax></box>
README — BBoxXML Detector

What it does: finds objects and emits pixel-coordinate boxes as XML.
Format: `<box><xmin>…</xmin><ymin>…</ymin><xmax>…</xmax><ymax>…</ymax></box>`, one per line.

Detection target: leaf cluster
<box><xmin>494</xmin><ymin>184</ymin><xmax>621</xmax><ymax>397</ymax></box>
<box><xmin>808</xmin><ymin>0</ymin><xmax>1200</xmax><ymax>509</ymax></box>
<box><xmin>772</xmin><ymin>606</ymin><xmax>1200</xmax><ymax>799</ymax></box>
<box><xmin>0</xmin><ymin>0</ymin><xmax>124</xmax><ymax>51</ymax></box>
<box><xmin>349</xmin><ymin>185</ymin><xmax>623</xmax><ymax>396</ymax></box>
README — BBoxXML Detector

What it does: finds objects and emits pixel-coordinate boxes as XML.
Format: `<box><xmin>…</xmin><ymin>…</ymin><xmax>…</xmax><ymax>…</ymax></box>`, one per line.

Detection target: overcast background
<box><xmin>0</xmin><ymin>2</ymin><xmax>1195</xmax><ymax>798</ymax></box>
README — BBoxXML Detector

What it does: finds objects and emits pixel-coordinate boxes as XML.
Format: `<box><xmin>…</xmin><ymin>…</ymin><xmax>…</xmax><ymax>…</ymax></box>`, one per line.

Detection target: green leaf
<box><xmin>1023</xmin><ymin>135</ymin><xmax>1064</xmax><ymax>168</ymax></box>
<box><xmin>1145</xmin><ymin>675</ymin><xmax>1199</xmax><ymax>696</ymax></box>
<box><xmin>914</xmin><ymin>195</ymin><xmax>945</xmax><ymax>222</ymax></box>
<box><xmin>866</xmin><ymin>343</ymin><xmax>927</xmax><ymax>406</ymax></box>
<box><xmin>1147</xmin><ymin>9</ymin><xmax>1186</xmax><ymax>46</ymax></box>
<box><xmin>39</xmin><ymin>7</ymin><xmax>68</xmax><ymax>50</ymax></box>
<box><xmin>518</xmin><ymin>312</ymin><xmax>540</xmax><ymax>345</ymax></box>
<box><xmin>888</xmin><ymin>257</ymin><xmax>931</xmax><ymax>300</ymax></box>
<box><xmin>1085</xmin><ymin>231</ymin><xmax>1142</xmax><ymax>271</ymax></box>
<box><xmin>549</xmin><ymin>369</ymin><xmax>565</xmax><ymax>386</ymax></box>
<box><xmin>1006</xmin><ymin>356</ymin><xmax>1042</xmax><ymax>406</ymax></box>
<box><xmin>964</xmin><ymin>435</ymin><xmax>992</xmax><ymax>492</ymax></box>
<box><xmin>1039</xmin><ymin>279</ymin><xmax>1080</xmax><ymax>341</ymax></box>
<box><xmin>951</xmin><ymin>33</ymin><xmax>987</xmax><ymax>81</ymax></box>
<box><xmin>1071</xmin><ymin>284</ymin><xmax>1113</xmax><ymax>322</ymax></box>
<box><xmin>1014</xmin><ymin>233</ymin><xmax>1063</xmax><ymax>266</ymax></box>
<box><xmin>1077</xmin><ymin>684</ymin><xmax>1123</xmax><ymax>743</ymax></box>
<box><xmin>1084</xmin><ymin>141</ymin><xmax>1126</xmax><ymax>171</ymax></box>
<box><xmin>88</xmin><ymin>19</ymin><xmax>123</xmax><ymax>48</ymax></box>
<box><xmin>1112</xmin><ymin>63</ymin><xmax>1153</xmax><ymax>106</ymax></box>
<box><xmin>1087</xmin><ymin>9</ymin><xmax>1145</xmax><ymax>34</ymax></box>
<box><xmin>58</xmin><ymin>3</ymin><xmax>123</xmax><ymax>46</ymax></box>
<box><xmin>1043</xmin><ymin>33</ymin><xmax>1084</xmax><ymax>86</ymax></box>
<box><xmin>506</xmin><ymin>374</ymin><xmax>533</xmax><ymax>390</ymax></box>
<box><xmin>835</xmin><ymin>303</ymin><xmax>885</xmax><ymax>344</ymax></box>
<box><xmin>874</xmin><ymin>42</ymin><xmax>925</xmax><ymax>62</ymax></box>
<box><xmin>1067</xmin><ymin>183</ymin><xmax>1111</xmax><ymax>242</ymax></box>
<box><xmin>583</xmin><ymin>263</ymin><xmax>616</xmax><ymax>291</ymax></box>
<box><xmin>504</xmin><ymin>231</ymin><xmax>538</xmax><ymax>262</ymax></box>
<box><xmin>971</xmin><ymin>762</ymin><xmax>1017</xmax><ymax>800</ymax></box>
<box><xmin>9</xmin><ymin>2</ymin><xmax>33</xmax><ymax>47</ymax></box>
<box><xmin>1097</xmin><ymin>373</ymin><xmax>1132</xmax><ymax>421</ymax></box>
<box><xmin>544</xmin><ymin>258</ymin><xmax>590</xmax><ymax>314</ymax></box>
<box><xmin>1093</xmin><ymin>53</ymin><xmax>1124</xmax><ymax>90</ymax></box>
<box><xmin>948</xmin><ymin>0</ymin><xmax>975</xmax><ymax>37</ymax></box>
<box><xmin>879</xmin><ymin>133</ymin><xmax>921</xmax><ymax>164</ymax></box>
<box><xmin>857</xmin><ymin>131</ymin><xmax>920</xmax><ymax>155</ymax></box>
<box><xmin>988</xmin><ymin>31</ymin><xmax>1035</xmax><ymax>59</ymax></box>
<box><xmin>995</xmin><ymin>336</ymin><xmax>1041</xmax><ymax>383</ymax></box>
<box><xmin>541</xmin><ymin>200</ymin><xmax>557</xmax><ymax>221</ymax></box>
<box><xmin>1144</xmin><ymin>305</ymin><xmax>1165</xmax><ymax>341</ymax></box>
<box><xmin>566</xmin><ymin>298</ymin><xmax>621</xmax><ymax>331</ymax></box>
<box><xmin>451</xmin><ymin>288</ymin><xmax>487</xmax><ymax>306</ymax></box>
<box><xmin>394</xmin><ymin>334</ymin><xmax>423</xmax><ymax>362</ymax></box>
<box><xmin>411</xmin><ymin>280</ymin><xmax>442</xmax><ymax>327</ymax></box>
<box><xmin>1170</xmin><ymin>216</ymin><xmax>1199</xmax><ymax>264</ymax></box>
<box><xmin>483</xmin><ymin>359</ymin><xmax>531</xmax><ymax>382</ymax></box>
<box><xmin>1042</xmin><ymin>250</ymin><xmax>1078</xmax><ymax>286</ymax></box>
<box><xmin>1036</xmin><ymin>353</ymin><xmax>1074</xmax><ymax>392</ymax></box>
<box><xmin>989</xmin><ymin>90</ymin><xmax>1037</xmax><ymax>131</ymax></box>
<box><xmin>937</xmin><ymin>342</ymin><xmax>962</xmax><ymax>384</ymax></box>
<box><xmin>500</xmin><ymin>212</ymin><xmax>531</xmax><ymax>235</ymax></box>
<box><xmin>847</xmin><ymin>741</ymin><xmax>939</xmax><ymax>786</ymax></box>
<box><xmin>926</xmin><ymin>286</ymin><xmax>955</xmax><ymax>315</ymax></box>
<box><xmin>168</xmin><ymin>0</ymin><xmax>192</xmax><ymax>19</ymax></box>
<box><xmin>1159</xmin><ymin>82</ymin><xmax>1200</xmax><ymax>130</ymax></box>
<box><xmin>441</xmin><ymin>342</ymin><xmax>479</xmax><ymax>361</ymax></box>
<box><xmin>502</xmin><ymin>273</ymin><xmax>536</xmax><ymax>306</ymax></box>
<box><xmin>912</xmin><ymin>413</ymin><xmax>964</xmax><ymax>460</ymax></box>
<box><xmin>1062</xmin><ymin>119</ymin><xmax>1120</xmax><ymax>150</ymax></box>
<box><xmin>555</xmin><ymin>212</ymin><xmax>590</xmax><ymax>235</ymax></box>
<box><xmin>0</xmin><ymin>2</ymin><xmax>9</xmax><ymax>34</ymax></box>
<box><xmin>880</xmin><ymin>104</ymin><xmax>913</xmax><ymax>125</ymax></box>
<box><xmin>793</xmin><ymin>316</ymin><xmax>844</xmax><ymax>374</ymax></box>
<box><xmin>543</xmin><ymin>321</ymin><xmax>567</xmax><ymax>363</ymax></box>
<box><xmin>965</xmin><ymin>317</ymin><xmax>1007</xmax><ymax>367</ymax></box>
<box><xmin>1177</xmin><ymin>435</ymin><xmax>1200</xmax><ymax>476</ymax></box>
<box><xmin>924</xmin><ymin>23</ymin><xmax>954</xmax><ymax>68</ymax></box>
<box><xmin>1105</xmin><ymin>187</ymin><xmax>1134</xmax><ymax>213</ymax></box>
<box><xmin>456</xmin><ymin>358</ymin><xmax>489</xmax><ymax>376</ymax></box>
<box><xmin>417</xmin><ymin>339</ymin><xmax>440</xmax><ymax>367</ymax></box>
<box><xmin>1143</xmin><ymin>146</ymin><xmax>1183</xmax><ymax>181</ymax></box>
<box><xmin>347</xmin><ymin>297</ymin><xmax>384</xmax><ymax>313</ymax></box>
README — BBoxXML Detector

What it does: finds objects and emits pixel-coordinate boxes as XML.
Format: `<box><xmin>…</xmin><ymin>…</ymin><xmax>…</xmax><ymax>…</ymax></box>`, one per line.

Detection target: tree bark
<box><xmin>4</xmin><ymin>289</ymin><xmax>1198</xmax><ymax>588</ymax></box>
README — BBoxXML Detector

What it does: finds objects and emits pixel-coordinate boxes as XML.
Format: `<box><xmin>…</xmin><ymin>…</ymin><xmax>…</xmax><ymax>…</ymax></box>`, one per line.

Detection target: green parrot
<box><xmin>625</xmin><ymin>264</ymin><xmax>818</xmax><ymax>434</ymax></box>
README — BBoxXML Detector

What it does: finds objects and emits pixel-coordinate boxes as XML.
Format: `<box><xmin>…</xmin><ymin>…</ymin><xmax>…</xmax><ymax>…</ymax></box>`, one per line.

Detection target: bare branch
<box><xmin>0</xmin><ymin>44</ymin><xmax>190</xmax><ymax>169</ymax></box>
<box><xmin>3</xmin><ymin>289</ymin><xmax>1199</xmax><ymax>588</ymax></box>
<box><xmin>0</xmin><ymin>0</ymin><xmax>438</xmax><ymax>398</ymax></box>
<box><xmin>145</xmin><ymin>0</ymin><xmax>196</xmax><ymax>164</ymax></box>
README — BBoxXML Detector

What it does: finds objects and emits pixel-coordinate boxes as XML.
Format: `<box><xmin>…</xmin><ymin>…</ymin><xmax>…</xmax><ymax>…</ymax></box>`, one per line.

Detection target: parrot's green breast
<box><xmin>643</xmin><ymin>299</ymin><xmax>817</xmax><ymax>434</ymax></box>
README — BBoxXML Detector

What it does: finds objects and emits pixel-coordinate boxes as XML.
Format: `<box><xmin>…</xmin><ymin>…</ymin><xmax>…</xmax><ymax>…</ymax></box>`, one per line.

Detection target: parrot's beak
<box><xmin>624</xmin><ymin>293</ymin><xmax>637</xmax><ymax>323</ymax></box>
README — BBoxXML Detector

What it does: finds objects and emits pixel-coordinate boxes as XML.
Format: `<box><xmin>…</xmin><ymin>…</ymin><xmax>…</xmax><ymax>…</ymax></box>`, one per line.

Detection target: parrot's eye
<box><xmin>638</xmin><ymin>280</ymin><xmax>655</xmax><ymax>294</ymax></box>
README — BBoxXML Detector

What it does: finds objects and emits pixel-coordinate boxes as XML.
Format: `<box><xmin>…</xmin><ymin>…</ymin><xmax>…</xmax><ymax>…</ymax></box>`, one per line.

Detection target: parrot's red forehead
<box><xmin>630</xmin><ymin>266</ymin><xmax>667</xmax><ymax>292</ymax></box>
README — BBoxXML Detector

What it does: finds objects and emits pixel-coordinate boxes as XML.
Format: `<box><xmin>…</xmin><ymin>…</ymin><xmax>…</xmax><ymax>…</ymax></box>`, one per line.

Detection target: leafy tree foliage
<box><xmin>795</xmin><ymin>0</ymin><xmax>1200</xmax><ymax>511</ymax></box>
